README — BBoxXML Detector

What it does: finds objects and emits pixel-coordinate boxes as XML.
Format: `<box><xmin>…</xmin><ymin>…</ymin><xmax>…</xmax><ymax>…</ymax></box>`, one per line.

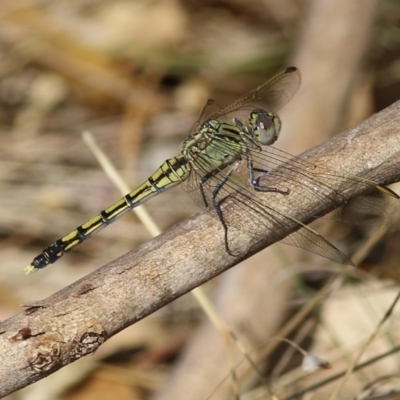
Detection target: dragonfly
<box><xmin>25</xmin><ymin>67</ymin><xmax>399</xmax><ymax>273</ymax></box>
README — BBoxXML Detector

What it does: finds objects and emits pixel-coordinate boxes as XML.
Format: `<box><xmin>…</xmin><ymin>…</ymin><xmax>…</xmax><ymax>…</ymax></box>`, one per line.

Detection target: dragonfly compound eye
<box><xmin>250</xmin><ymin>109</ymin><xmax>281</xmax><ymax>146</ymax></box>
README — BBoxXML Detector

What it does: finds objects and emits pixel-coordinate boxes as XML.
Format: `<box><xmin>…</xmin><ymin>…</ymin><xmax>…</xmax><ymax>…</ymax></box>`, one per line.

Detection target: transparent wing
<box><xmin>194</xmin><ymin>67</ymin><xmax>301</xmax><ymax>129</ymax></box>
<box><xmin>183</xmin><ymin>138</ymin><xmax>399</xmax><ymax>263</ymax></box>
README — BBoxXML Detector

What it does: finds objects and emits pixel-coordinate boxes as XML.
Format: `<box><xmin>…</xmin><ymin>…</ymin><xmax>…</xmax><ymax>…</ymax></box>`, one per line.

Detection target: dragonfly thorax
<box><xmin>248</xmin><ymin>109</ymin><xmax>281</xmax><ymax>146</ymax></box>
<box><xmin>182</xmin><ymin>119</ymin><xmax>245</xmax><ymax>170</ymax></box>
<box><xmin>182</xmin><ymin>121</ymin><xmax>218</xmax><ymax>155</ymax></box>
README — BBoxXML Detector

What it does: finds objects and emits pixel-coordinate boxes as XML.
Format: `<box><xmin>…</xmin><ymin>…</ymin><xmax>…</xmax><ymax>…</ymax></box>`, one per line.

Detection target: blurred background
<box><xmin>1</xmin><ymin>0</ymin><xmax>400</xmax><ymax>399</ymax></box>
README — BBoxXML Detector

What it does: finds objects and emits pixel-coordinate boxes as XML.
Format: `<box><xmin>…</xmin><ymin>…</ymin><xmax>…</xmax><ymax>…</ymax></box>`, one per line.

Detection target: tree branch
<box><xmin>1</xmin><ymin>101</ymin><xmax>400</xmax><ymax>397</ymax></box>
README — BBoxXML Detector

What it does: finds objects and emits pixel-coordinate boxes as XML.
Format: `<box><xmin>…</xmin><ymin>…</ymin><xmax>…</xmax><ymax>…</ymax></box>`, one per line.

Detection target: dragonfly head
<box><xmin>249</xmin><ymin>109</ymin><xmax>281</xmax><ymax>145</ymax></box>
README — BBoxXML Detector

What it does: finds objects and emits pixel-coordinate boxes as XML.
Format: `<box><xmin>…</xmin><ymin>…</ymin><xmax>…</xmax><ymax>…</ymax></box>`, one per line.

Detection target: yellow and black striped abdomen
<box><xmin>25</xmin><ymin>155</ymin><xmax>190</xmax><ymax>273</ymax></box>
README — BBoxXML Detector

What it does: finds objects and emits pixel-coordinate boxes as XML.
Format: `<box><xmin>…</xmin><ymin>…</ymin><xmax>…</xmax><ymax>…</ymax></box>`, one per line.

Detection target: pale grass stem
<box><xmin>82</xmin><ymin>131</ymin><xmax>274</xmax><ymax>399</ymax></box>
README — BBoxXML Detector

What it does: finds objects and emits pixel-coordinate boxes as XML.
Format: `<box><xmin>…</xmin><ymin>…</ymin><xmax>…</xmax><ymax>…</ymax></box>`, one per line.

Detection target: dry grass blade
<box><xmin>282</xmin><ymin>345</ymin><xmax>400</xmax><ymax>399</ymax></box>
<box><xmin>82</xmin><ymin>131</ymin><xmax>162</xmax><ymax>238</ymax></box>
<box><xmin>329</xmin><ymin>291</ymin><xmax>400</xmax><ymax>400</ymax></box>
<box><xmin>245</xmin><ymin>190</ymin><xmax>400</xmax><ymax>391</ymax></box>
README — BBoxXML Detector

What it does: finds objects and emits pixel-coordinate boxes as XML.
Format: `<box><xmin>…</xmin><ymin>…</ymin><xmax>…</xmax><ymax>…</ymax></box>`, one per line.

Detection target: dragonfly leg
<box><xmin>247</xmin><ymin>155</ymin><xmax>289</xmax><ymax>195</ymax></box>
<box><xmin>209</xmin><ymin>162</ymin><xmax>242</xmax><ymax>256</ymax></box>
<box><xmin>198</xmin><ymin>167</ymin><xmax>225</xmax><ymax>207</ymax></box>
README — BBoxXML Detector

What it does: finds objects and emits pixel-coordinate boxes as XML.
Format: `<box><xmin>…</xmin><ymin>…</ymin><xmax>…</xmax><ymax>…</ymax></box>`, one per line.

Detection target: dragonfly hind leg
<box><xmin>200</xmin><ymin>162</ymin><xmax>242</xmax><ymax>256</ymax></box>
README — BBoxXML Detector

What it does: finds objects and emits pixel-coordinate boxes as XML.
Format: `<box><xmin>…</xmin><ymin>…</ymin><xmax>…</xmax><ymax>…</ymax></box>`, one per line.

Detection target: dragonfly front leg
<box><xmin>247</xmin><ymin>154</ymin><xmax>289</xmax><ymax>195</ymax></box>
